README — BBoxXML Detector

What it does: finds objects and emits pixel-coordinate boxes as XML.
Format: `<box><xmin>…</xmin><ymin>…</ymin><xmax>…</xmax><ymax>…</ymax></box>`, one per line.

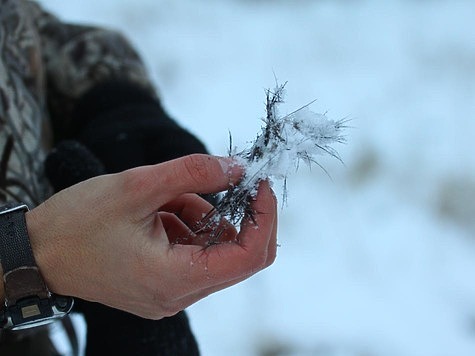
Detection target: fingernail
<box><xmin>217</xmin><ymin>157</ymin><xmax>245</xmax><ymax>184</ymax></box>
<box><xmin>218</xmin><ymin>157</ymin><xmax>231</xmax><ymax>174</ymax></box>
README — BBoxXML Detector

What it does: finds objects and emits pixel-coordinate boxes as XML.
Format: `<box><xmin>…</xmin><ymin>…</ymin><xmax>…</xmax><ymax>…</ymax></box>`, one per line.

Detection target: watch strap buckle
<box><xmin>3</xmin><ymin>267</ymin><xmax>50</xmax><ymax>306</ymax></box>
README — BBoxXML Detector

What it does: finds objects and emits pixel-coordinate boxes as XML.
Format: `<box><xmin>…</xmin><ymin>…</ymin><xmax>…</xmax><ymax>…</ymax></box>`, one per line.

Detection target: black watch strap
<box><xmin>0</xmin><ymin>204</ymin><xmax>50</xmax><ymax>306</ymax></box>
<box><xmin>0</xmin><ymin>203</ymin><xmax>73</xmax><ymax>330</ymax></box>
<box><xmin>0</xmin><ymin>204</ymin><xmax>37</xmax><ymax>270</ymax></box>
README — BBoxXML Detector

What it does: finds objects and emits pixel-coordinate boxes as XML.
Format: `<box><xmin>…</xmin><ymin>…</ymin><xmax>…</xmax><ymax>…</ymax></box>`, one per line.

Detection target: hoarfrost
<box><xmin>198</xmin><ymin>83</ymin><xmax>347</xmax><ymax>245</ymax></box>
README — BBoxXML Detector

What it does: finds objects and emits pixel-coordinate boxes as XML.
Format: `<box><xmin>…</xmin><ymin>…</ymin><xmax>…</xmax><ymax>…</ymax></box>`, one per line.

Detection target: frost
<box><xmin>198</xmin><ymin>83</ymin><xmax>347</xmax><ymax>245</ymax></box>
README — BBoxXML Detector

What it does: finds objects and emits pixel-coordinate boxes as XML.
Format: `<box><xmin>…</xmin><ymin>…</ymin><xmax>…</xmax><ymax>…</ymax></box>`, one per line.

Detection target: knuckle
<box><xmin>155</xmin><ymin>298</ymin><xmax>181</xmax><ymax>318</ymax></box>
<box><xmin>144</xmin><ymin>306</ymin><xmax>176</xmax><ymax>320</ymax></box>
<box><xmin>181</xmin><ymin>154</ymin><xmax>213</xmax><ymax>186</ymax></box>
<box><xmin>244</xmin><ymin>250</ymin><xmax>268</xmax><ymax>274</ymax></box>
<box><xmin>158</xmin><ymin>304</ymin><xmax>178</xmax><ymax>318</ymax></box>
<box><xmin>141</xmin><ymin>287</ymin><xmax>176</xmax><ymax>319</ymax></box>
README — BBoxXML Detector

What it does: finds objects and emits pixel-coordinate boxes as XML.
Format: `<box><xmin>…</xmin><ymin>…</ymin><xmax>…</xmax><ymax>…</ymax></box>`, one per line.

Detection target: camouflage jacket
<box><xmin>0</xmin><ymin>0</ymin><xmax>153</xmax><ymax>207</ymax></box>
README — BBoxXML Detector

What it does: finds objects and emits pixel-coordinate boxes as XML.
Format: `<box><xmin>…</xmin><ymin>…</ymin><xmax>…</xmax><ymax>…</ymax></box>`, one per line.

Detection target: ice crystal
<box><xmin>197</xmin><ymin>83</ymin><xmax>347</xmax><ymax>246</ymax></box>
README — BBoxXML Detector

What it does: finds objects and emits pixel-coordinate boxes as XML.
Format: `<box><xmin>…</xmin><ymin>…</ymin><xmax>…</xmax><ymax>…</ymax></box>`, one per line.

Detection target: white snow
<box><xmin>39</xmin><ymin>0</ymin><xmax>475</xmax><ymax>355</ymax></box>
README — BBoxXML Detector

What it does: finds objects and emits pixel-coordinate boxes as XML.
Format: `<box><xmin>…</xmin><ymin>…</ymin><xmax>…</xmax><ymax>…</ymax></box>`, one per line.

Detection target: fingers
<box><xmin>168</xmin><ymin>180</ymin><xmax>277</xmax><ymax>287</ymax></box>
<box><xmin>153</xmin><ymin>182</ymin><xmax>278</xmax><ymax>315</ymax></box>
<box><xmin>158</xmin><ymin>212</ymin><xmax>197</xmax><ymax>245</ymax></box>
<box><xmin>265</xmin><ymin>191</ymin><xmax>278</xmax><ymax>266</ymax></box>
<box><xmin>122</xmin><ymin>154</ymin><xmax>243</xmax><ymax>215</ymax></box>
<box><xmin>160</xmin><ymin>194</ymin><xmax>238</xmax><ymax>243</ymax></box>
<box><xmin>162</xmin><ymin>154</ymin><xmax>243</xmax><ymax>199</ymax></box>
<box><xmin>235</xmin><ymin>180</ymin><xmax>277</xmax><ymax>253</ymax></box>
<box><xmin>160</xmin><ymin>194</ymin><xmax>214</xmax><ymax>229</ymax></box>
<box><xmin>111</xmin><ymin>180</ymin><xmax>277</xmax><ymax>319</ymax></box>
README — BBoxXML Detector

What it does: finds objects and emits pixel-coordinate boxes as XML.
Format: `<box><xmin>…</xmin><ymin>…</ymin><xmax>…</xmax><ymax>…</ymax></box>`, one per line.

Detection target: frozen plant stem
<box><xmin>196</xmin><ymin>83</ymin><xmax>347</xmax><ymax>246</ymax></box>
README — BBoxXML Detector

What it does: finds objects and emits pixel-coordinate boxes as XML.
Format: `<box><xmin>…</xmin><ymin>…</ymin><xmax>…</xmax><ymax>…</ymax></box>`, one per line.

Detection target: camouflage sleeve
<box><xmin>27</xmin><ymin>1</ymin><xmax>157</xmax><ymax>138</ymax></box>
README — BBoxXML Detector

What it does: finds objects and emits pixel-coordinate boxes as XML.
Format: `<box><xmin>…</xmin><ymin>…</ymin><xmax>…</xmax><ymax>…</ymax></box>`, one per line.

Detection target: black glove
<box><xmin>69</xmin><ymin>80</ymin><xmax>208</xmax><ymax>173</ymax></box>
<box><xmin>45</xmin><ymin>140</ymin><xmax>106</xmax><ymax>192</ymax></box>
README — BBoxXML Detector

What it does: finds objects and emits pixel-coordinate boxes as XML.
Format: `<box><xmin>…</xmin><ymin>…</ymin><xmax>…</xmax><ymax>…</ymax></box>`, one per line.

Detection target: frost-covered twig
<box><xmin>196</xmin><ymin>83</ymin><xmax>347</xmax><ymax>246</ymax></box>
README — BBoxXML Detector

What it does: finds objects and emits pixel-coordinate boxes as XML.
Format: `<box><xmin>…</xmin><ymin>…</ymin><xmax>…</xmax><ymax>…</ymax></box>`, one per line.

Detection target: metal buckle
<box><xmin>2</xmin><ymin>295</ymin><xmax>74</xmax><ymax>330</ymax></box>
<box><xmin>0</xmin><ymin>204</ymin><xmax>29</xmax><ymax>216</ymax></box>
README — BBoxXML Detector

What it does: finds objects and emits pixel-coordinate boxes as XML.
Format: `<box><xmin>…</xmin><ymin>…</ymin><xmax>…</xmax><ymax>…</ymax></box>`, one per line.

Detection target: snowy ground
<box><xmin>40</xmin><ymin>0</ymin><xmax>475</xmax><ymax>355</ymax></box>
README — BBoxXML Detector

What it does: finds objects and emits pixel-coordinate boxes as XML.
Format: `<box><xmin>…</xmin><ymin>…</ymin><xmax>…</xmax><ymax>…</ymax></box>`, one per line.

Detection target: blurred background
<box><xmin>40</xmin><ymin>0</ymin><xmax>475</xmax><ymax>355</ymax></box>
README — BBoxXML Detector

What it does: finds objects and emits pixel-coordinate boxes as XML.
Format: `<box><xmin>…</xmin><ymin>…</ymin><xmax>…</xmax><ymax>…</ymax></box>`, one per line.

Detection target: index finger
<box><xmin>171</xmin><ymin>180</ymin><xmax>277</xmax><ymax>286</ymax></box>
<box><xmin>123</xmin><ymin>154</ymin><xmax>243</xmax><ymax>214</ymax></box>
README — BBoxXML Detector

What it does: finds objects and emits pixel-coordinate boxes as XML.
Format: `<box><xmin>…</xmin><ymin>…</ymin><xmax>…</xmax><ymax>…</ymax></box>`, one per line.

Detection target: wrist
<box><xmin>25</xmin><ymin>205</ymin><xmax>60</xmax><ymax>295</ymax></box>
<box><xmin>0</xmin><ymin>203</ymin><xmax>73</xmax><ymax>330</ymax></box>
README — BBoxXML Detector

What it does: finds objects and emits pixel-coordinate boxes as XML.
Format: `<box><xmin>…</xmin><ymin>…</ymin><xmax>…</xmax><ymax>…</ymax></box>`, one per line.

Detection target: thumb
<box><xmin>124</xmin><ymin>154</ymin><xmax>244</xmax><ymax>212</ymax></box>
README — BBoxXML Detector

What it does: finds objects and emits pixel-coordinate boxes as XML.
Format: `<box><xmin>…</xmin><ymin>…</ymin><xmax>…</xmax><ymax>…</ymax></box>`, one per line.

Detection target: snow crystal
<box><xmin>198</xmin><ymin>83</ymin><xmax>346</xmax><ymax>245</ymax></box>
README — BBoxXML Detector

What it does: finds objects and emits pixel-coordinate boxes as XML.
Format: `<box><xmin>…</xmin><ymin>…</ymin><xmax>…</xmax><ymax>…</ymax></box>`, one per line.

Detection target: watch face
<box><xmin>2</xmin><ymin>295</ymin><xmax>74</xmax><ymax>330</ymax></box>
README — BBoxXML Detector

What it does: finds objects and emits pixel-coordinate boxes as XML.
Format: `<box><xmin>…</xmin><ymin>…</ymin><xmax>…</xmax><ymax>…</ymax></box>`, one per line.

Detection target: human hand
<box><xmin>25</xmin><ymin>154</ymin><xmax>277</xmax><ymax>319</ymax></box>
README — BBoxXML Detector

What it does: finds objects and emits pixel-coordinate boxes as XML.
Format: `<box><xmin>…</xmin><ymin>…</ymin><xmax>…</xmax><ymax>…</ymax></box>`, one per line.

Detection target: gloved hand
<box><xmin>45</xmin><ymin>140</ymin><xmax>106</xmax><ymax>192</ymax></box>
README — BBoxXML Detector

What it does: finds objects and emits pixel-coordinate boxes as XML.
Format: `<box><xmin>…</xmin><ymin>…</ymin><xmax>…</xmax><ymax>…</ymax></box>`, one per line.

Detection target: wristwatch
<box><xmin>0</xmin><ymin>203</ymin><xmax>73</xmax><ymax>330</ymax></box>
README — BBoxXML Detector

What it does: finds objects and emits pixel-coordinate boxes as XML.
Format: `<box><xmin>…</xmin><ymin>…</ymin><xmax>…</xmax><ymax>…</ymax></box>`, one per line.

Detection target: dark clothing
<box><xmin>0</xmin><ymin>1</ymin><xmax>203</xmax><ymax>354</ymax></box>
